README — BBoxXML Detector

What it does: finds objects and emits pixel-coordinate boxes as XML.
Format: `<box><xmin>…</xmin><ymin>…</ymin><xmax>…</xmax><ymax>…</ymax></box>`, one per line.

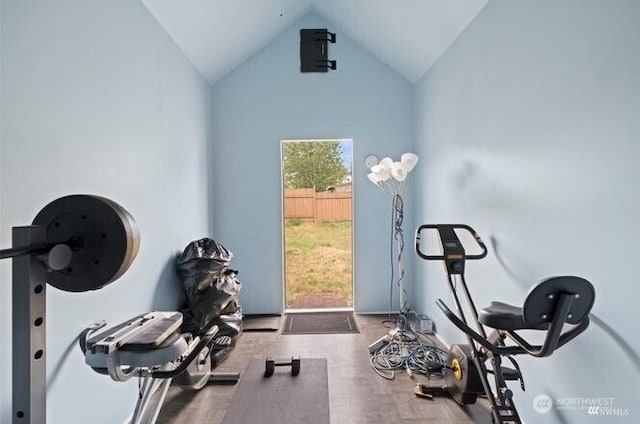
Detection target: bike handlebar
<box><xmin>415</xmin><ymin>224</ymin><xmax>488</xmax><ymax>260</ymax></box>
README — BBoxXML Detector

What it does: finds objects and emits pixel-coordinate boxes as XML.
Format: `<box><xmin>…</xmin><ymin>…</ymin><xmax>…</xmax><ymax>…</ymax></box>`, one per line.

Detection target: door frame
<box><xmin>280</xmin><ymin>138</ymin><xmax>355</xmax><ymax>312</ymax></box>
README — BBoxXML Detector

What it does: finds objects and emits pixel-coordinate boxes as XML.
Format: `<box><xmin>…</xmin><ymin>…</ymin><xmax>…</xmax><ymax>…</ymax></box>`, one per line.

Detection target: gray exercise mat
<box><xmin>222</xmin><ymin>358</ymin><xmax>329</xmax><ymax>424</ymax></box>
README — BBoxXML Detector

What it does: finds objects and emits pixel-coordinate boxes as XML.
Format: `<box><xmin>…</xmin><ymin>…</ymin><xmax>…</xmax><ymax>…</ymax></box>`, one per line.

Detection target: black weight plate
<box><xmin>32</xmin><ymin>195</ymin><xmax>140</xmax><ymax>292</ymax></box>
<box><xmin>291</xmin><ymin>356</ymin><xmax>300</xmax><ymax>376</ymax></box>
<box><xmin>264</xmin><ymin>358</ymin><xmax>275</xmax><ymax>377</ymax></box>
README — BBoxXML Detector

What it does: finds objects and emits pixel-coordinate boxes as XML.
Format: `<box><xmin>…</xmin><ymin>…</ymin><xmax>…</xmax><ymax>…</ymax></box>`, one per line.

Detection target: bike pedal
<box><xmin>501</xmin><ymin>366</ymin><xmax>520</xmax><ymax>381</ymax></box>
<box><xmin>214</xmin><ymin>336</ymin><xmax>232</xmax><ymax>347</ymax></box>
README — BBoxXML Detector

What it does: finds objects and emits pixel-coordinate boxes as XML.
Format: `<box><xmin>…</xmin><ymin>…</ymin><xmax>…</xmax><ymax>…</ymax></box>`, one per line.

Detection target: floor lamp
<box><xmin>365</xmin><ymin>153</ymin><xmax>418</xmax><ymax>314</ymax></box>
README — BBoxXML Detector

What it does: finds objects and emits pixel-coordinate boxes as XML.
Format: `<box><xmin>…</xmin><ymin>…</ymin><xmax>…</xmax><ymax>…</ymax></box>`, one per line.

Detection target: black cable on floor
<box><xmin>370</xmin><ymin>313</ymin><xmax>448</xmax><ymax>380</ymax></box>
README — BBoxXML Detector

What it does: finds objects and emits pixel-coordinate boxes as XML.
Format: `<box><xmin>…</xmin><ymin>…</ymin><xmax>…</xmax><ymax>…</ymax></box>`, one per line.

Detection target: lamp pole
<box><xmin>393</xmin><ymin>193</ymin><xmax>406</xmax><ymax>313</ymax></box>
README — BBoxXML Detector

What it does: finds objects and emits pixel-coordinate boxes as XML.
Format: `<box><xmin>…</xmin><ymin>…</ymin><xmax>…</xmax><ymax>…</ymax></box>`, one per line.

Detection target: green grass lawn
<box><xmin>284</xmin><ymin>220</ymin><xmax>352</xmax><ymax>308</ymax></box>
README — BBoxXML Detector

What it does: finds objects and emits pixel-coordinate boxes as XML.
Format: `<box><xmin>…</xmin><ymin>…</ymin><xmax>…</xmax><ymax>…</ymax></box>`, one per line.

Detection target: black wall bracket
<box><xmin>300</xmin><ymin>29</ymin><xmax>336</xmax><ymax>73</ymax></box>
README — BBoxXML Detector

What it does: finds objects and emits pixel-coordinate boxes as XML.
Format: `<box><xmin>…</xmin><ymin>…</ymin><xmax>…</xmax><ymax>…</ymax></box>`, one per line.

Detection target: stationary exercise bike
<box><xmin>415</xmin><ymin>224</ymin><xmax>595</xmax><ymax>423</ymax></box>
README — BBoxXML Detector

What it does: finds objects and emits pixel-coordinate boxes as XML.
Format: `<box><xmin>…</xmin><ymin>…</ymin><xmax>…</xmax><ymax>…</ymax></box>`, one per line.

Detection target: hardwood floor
<box><xmin>157</xmin><ymin>314</ymin><xmax>492</xmax><ymax>424</ymax></box>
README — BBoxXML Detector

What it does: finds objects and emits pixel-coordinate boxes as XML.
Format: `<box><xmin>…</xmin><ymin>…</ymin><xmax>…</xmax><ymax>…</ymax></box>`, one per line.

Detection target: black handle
<box><xmin>415</xmin><ymin>224</ymin><xmax>445</xmax><ymax>260</ymax></box>
<box><xmin>415</xmin><ymin>224</ymin><xmax>488</xmax><ymax>260</ymax></box>
<box><xmin>0</xmin><ymin>238</ymin><xmax>82</xmax><ymax>260</ymax></box>
<box><xmin>457</xmin><ymin>224</ymin><xmax>488</xmax><ymax>259</ymax></box>
<box><xmin>151</xmin><ymin>324</ymin><xmax>219</xmax><ymax>379</ymax></box>
<box><xmin>0</xmin><ymin>243</ymin><xmax>51</xmax><ymax>260</ymax></box>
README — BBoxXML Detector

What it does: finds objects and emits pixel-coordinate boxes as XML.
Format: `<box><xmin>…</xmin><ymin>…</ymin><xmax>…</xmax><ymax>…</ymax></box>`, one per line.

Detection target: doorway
<box><xmin>281</xmin><ymin>139</ymin><xmax>353</xmax><ymax>310</ymax></box>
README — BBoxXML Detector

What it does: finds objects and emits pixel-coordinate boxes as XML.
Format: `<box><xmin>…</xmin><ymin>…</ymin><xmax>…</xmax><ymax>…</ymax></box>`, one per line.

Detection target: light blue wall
<box><xmin>414</xmin><ymin>0</ymin><xmax>640</xmax><ymax>422</ymax></box>
<box><xmin>0</xmin><ymin>0</ymin><xmax>212</xmax><ymax>422</ymax></box>
<box><xmin>211</xmin><ymin>13</ymin><xmax>415</xmax><ymax>314</ymax></box>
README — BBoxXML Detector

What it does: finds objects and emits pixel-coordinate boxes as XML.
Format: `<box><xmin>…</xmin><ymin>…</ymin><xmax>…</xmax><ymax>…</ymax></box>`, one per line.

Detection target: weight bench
<box><xmin>80</xmin><ymin>311</ymin><xmax>238</xmax><ymax>424</ymax></box>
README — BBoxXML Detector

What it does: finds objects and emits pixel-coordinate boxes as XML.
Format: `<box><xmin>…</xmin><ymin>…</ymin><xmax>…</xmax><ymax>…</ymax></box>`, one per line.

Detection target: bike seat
<box><xmin>479</xmin><ymin>302</ymin><xmax>548</xmax><ymax>331</ymax></box>
<box><xmin>479</xmin><ymin>276</ymin><xmax>595</xmax><ymax>332</ymax></box>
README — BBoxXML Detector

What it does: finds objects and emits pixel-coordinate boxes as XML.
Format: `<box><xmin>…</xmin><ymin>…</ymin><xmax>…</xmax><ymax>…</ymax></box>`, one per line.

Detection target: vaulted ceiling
<box><xmin>140</xmin><ymin>0</ymin><xmax>488</xmax><ymax>84</ymax></box>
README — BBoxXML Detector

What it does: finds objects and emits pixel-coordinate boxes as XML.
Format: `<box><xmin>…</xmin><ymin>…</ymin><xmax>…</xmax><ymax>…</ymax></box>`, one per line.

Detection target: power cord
<box><xmin>370</xmin><ymin>313</ymin><xmax>448</xmax><ymax>381</ymax></box>
<box><xmin>387</xmin><ymin>194</ymin><xmax>408</xmax><ymax>320</ymax></box>
<box><xmin>393</xmin><ymin>194</ymin><xmax>408</xmax><ymax>314</ymax></box>
<box><xmin>378</xmin><ymin>189</ymin><xmax>438</xmax><ymax>379</ymax></box>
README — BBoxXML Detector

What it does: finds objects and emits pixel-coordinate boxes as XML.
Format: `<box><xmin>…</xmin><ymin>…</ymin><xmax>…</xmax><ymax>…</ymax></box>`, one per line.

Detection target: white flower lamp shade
<box><xmin>367</xmin><ymin>172</ymin><xmax>381</xmax><ymax>185</ymax></box>
<box><xmin>379</xmin><ymin>157</ymin><xmax>393</xmax><ymax>170</ymax></box>
<box><xmin>371</xmin><ymin>164</ymin><xmax>391</xmax><ymax>182</ymax></box>
<box><xmin>365</xmin><ymin>155</ymin><xmax>379</xmax><ymax>169</ymax></box>
<box><xmin>391</xmin><ymin>161</ymin><xmax>407</xmax><ymax>181</ymax></box>
<box><xmin>400</xmin><ymin>153</ymin><xmax>418</xmax><ymax>173</ymax></box>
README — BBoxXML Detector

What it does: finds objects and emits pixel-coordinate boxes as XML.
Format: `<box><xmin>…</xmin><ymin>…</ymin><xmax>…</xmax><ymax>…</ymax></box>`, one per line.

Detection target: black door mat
<box><xmin>242</xmin><ymin>314</ymin><xmax>282</xmax><ymax>332</ymax></box>
<box><xmin>283</xmin><ymin>312</ymin><xmax>359</xmax><ymax>335</ymax></box>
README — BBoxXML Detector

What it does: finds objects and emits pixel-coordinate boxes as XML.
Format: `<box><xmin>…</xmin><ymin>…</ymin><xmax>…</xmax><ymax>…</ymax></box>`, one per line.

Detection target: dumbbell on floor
<box><xmin>264</xmin><ymin>356</ymin><xmax>301</xmax><ymax>377</ymax></box>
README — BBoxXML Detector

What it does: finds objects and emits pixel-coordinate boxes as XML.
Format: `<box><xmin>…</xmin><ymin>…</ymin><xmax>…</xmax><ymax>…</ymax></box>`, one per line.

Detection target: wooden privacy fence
<box><xmin>284</xmin><ymin>188</ymin><xmax>352</xmax><ymax>222</ymax></box>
